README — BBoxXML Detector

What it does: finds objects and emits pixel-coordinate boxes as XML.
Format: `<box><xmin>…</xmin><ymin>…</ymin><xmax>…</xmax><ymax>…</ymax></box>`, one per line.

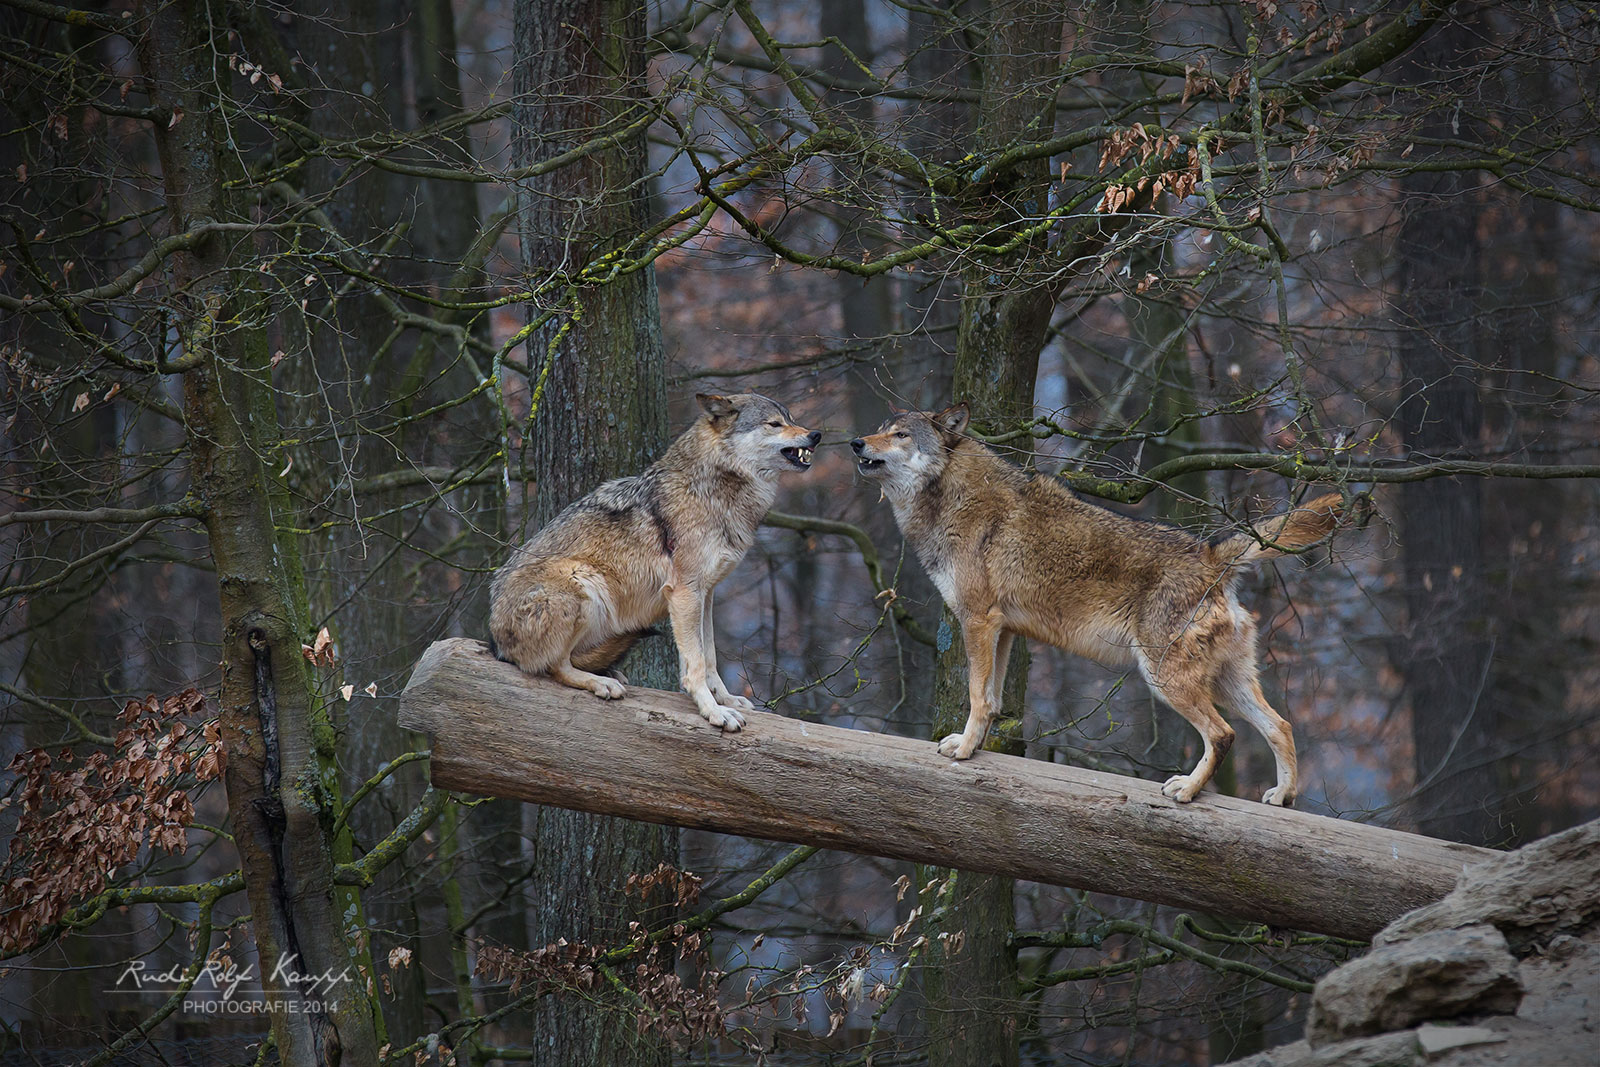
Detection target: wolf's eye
<box><xmin>768</xmin><ymin>420</ymin><xmax>783</xmax><ymax>428</ymax></box>
<box><xmin>894</xmin><ymin>431</ymin><xmax>909</xmax><ymax>439</ymax></box>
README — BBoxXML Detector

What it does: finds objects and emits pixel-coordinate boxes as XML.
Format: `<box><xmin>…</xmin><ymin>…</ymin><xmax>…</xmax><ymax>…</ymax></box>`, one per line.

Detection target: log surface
<box><xmin>400</xmin><ymin>638</ymin><xmax>1493</xmax><ymax>940</ymax></box>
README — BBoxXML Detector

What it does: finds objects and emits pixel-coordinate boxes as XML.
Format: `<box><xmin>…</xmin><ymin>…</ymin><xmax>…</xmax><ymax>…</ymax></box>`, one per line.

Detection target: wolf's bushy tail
<box><xmin>1212</xmin><ymin>493</ymin><xmax>1344</xmax><ymax>567</ymax></box>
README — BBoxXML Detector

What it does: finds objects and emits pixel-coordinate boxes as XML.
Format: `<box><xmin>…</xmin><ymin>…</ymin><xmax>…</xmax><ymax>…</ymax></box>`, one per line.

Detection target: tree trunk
<box><xmin>1392</xmin><ymin>17</ymin><xmax>1497</xmax><ymax>847</ymax></box>
<box><xmin>898</xmin><ymin>0</ymin><xmax>970</xmax><ymax>409</ymax></box>
<box><xmin>511</xmin><ymin>2</ymin><xmax>675</xmax><ymax>1063</ymax></box>
<box><xmin>138</xmin><ymin>0</ymin><xmax>382</xmax><ymax>1061</ymax></box>
<box><xmin>1476</xmin><ymin>28</ymin><xmax>1574</xmax><ymax>844</ymax></box>
<box><xmin>821</xmin><ymin>0</ymin><xmax>895</xmax><ymax>417</ymax></box>
<box><xmin>920</xmin><ymin>4</ymin><xmax>1064</xmax><ymax>1062</ymax></box>
<box><xmin>1</xmin><ymin>15</ymin><xmax>133</xmax><ymax>1038</ymax></box>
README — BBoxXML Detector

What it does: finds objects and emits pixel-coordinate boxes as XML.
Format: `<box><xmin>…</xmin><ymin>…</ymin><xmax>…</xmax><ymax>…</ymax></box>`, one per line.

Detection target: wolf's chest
<box><xmin>928</xmin><ymin>565</ymin><xmax>962</xmax><ymax>611</ymax></box>
<box><xmin>897</xmin><ymin>513</ymin><xmax>962</xmax><ymax>608</ymax></box>
<box><xmin>680</xmin><ymin>511</ymin><xmax>757</xmax><ymax>582</ymax></box>
<box><xmin>706</xmin><ymin>537</ymin><xmax>748</xmax><ymax>581</ymax></box>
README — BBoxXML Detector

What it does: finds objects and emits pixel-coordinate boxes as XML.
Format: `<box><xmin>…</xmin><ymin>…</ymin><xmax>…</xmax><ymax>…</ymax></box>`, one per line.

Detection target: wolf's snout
<box><xmin>852</xmin><ymin>437</ymin><xmax>886</xmax><ymax>471</ymax></box>
<box><xmin>780</xmin><ymin>430</ymin><xmax>818</xmax><ymax>469</ymax></box>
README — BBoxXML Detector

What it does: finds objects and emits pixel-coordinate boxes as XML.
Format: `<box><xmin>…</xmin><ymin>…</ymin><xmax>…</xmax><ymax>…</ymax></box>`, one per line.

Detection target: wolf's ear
<box><xmin>696</xmin><ymin>393</ymin><xmax>739</xmax><ymax>423</ymax></box>
<box><xmin>934</xmin><ymin>402</ymin><xmax>969</xmax><ymax>435</ymax></box>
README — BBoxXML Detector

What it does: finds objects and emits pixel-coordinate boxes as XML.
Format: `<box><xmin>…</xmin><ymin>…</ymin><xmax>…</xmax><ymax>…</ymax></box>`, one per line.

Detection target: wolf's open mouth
<box><xmin>781</xmin><ymin>446</ymin><xmax>814</xmax><ymax>469</ymax></box>
<box><xmin>857</xmin><ymin>457</ymin><xmax>885</xmax><ymax>471</ymax></box>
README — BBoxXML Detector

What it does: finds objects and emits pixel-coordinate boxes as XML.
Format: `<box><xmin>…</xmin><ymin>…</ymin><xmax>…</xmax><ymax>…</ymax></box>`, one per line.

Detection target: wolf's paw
<box><xmin>607</xmin><ymin>669</ymin><xmax>631</xmax><ymax>687</ymax></box>
<box><xmin>713</xmin><ymin>690</ymin><xmax>756</xmax><ymax>713</ymax></box>
<box><xmin>937</xmin><ymin>733</ymin><xmax>976</xmax><ymax>760</ymax></box>
<box><xmin>588</xmin><ymin>676</ymin><xmax>626</xmax><ymax>700</ymax></box>
<box><xmin>703</xmin><ymin>704</ymin><xmax>746</xmax><ymax>731</ymax></box>
<box><xmin>1162</xmin><ymin>774</ymin><xmax>1202</xmax><ymax>803</ymax></box>
<box><xmin>1262</xmin><ymin>786</ymin><xmax>1295</xmax><ymax>807</ymax></box>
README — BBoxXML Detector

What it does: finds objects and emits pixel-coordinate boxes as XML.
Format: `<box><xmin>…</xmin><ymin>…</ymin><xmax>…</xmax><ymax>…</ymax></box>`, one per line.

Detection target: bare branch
<box><xmin>0</xmin><ymin>499</ymin><xmax>204</xmax><ymax>530</ymax></box>
<box><xmin>1062</xmin><ymin>453</ymin><xmax>1600</xmax><ymax>505</ymax></box>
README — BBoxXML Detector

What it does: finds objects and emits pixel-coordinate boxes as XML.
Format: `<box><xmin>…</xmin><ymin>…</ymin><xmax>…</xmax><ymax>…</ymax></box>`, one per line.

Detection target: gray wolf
<box><xmin>851</xmin><ymin>403</ymin><xmax>1344</xmax><ymax>806</ymax></box>
<box><xmin>489</xmin><ymin>393</ymin><xmax>819</xmax><ymax>730</ymax></box>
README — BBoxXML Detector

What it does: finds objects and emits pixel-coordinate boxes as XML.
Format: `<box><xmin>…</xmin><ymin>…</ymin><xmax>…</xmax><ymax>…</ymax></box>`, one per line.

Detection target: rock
<box><xmin>1222</xmin><ymin>1031</ymin><xmax>1419</xmax><ymax>1067</ymax></box>
<box><xmin>1307</xmin><ymin>925</ymin><xmax>1524</xmax><ymax>1046</ymax></box>
<box><xmin>1413</xmin><ymin>1023</ymin><xmax>1505</xmax><ymax>1055</ymax></box>
<box><xmin>1380</xmin><ymin>820</ymin><xmax>1600</xmax><ymax>954</ymax></box>
<box><xmin>1226</xmin><ymin>818</ymin><xmax>1600</xmax><ymax>1067</ymax></box>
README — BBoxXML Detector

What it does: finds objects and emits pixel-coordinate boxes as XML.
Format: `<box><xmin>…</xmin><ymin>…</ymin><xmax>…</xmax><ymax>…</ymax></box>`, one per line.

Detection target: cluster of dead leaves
<box><xmin>226</xmin><ymin>53</ymin><xmax>284</xmax><ymax>94</ymax></box>
<box><xmin>300</xmin><ymin>626</ymin><xmax>380</xmax><ymax>702</ymax></box>
<box><xmin>1</xmin><ymin>345</ymin><xmax>58</xmax><ymax>396</ymax></box>
<box><xmin>478</xmin><ymin>937</ymin><xmax>605</xmax><ymax>997</ymax></box>
<box><xmin>1182</xmin><ymin>63</ymin><xmax>1221</xmax><ymax>106</ymax></box>
<box><xmin>624</xmin><ymin>861</ymin><xmax>703</xmax><ymax>910</ymax></box>
<box><xmin>477</xmin><ymin>863</ymin><xmax>727</xmax><ymax>1046</ymax></box>
<box><xmin>0</xmin><ymin>688</ymin><xmax>224</xmax><ymax>955</ymax></box>
<box><xmin>302</xmin><ymin>625</ymin><xmax>336</xmax><ymax>668</ymax></box>
<box><xmin>1179</xmin><ymin>61</ymin><xmax>1247</xmax><ymax>105</ymax></box>
<box><xmin>1096</xmin><ymin>125</ymin><xmax>1200</xmax><ymax>214</ymax></box>
<box><xmin>626</xmin><ymin>934</ymin><xmax>725</xmax><ymax>1045</ymax></box>
<box><xmin>1253</xmin><ymin>1</ymin><xmax>1349</xmax><ymax>53</ymax></box>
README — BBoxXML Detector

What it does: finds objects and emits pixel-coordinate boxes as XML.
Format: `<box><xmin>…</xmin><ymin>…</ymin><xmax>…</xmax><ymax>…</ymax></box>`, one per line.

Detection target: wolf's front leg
<box><xmin>700</xmin><ymin>587</ymin><xmax>755</xmax><ymax>715</ymax></box>
<box><xmin>665</xmin><ymin>583</ymin><xmax>746</xmax><ymax>731</ymax></box>
<box><xmin>937</xmin><ymin>615</ymin><xmax>1002</xmax><ymax>759</ymax></box>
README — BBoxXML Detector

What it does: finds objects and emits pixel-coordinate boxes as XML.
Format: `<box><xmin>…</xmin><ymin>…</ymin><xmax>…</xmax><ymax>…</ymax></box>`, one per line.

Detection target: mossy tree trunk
<box><xmin>510</xmin><ymin>2</ymin><xmax>676</xmax><ymax>1064</ymax></box>
<box><xmin>138</xmin><ymin>0</ymin><xmax>382</xmax><ymax>1061</ymax></box>
<box><xmin>274</xmin><ymin>0</ymin><xmax>450</xmax><ymax>1042</ymax></box>
<box><xmin>919</xmin><ymin>3</ymin><xmax>1063</xmax><ymax>1063</ymax></box>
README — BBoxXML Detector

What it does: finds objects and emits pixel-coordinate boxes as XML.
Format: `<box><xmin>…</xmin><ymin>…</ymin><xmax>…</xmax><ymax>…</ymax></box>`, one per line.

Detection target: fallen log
<box><xmin>400</xmin><ymin>638</ymin><xmax>1492</xmax><ymax>941</ymax></box>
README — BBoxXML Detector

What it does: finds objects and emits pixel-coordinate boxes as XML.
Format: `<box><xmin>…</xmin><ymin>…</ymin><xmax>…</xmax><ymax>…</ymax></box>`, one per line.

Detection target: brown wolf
<box><xmin>851</xmin><ymin>403</ymin><xmax>1344</xmax><ymax>806</ymax></box>
<box><xmin>489</xmin><ymin>393</ymin><xmax>819</xmax><ymax>730</ymax></box>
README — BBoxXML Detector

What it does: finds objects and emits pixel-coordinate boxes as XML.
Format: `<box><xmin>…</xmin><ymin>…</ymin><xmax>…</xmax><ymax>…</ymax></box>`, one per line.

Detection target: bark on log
<box><xmin>400</xmin><ymin>638</ymin><xmax>1493</xmax><ymax>941</ymax></box>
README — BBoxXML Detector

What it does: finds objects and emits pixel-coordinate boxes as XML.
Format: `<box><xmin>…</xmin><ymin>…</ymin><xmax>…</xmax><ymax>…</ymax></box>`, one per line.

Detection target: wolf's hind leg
<box><xmin>938</xmin><ymin>613</ymin><xmax>1003</xmax><ymax>759</ymax></box>
<box><xmin>572</xmin><ymin>631</ymin><xmax>643</xmax><ymax>676</ymax></box>
<box><xmin>570</xmin><ymin>633</ymin><xmax>636</xmax><ymax>688</ymax></box>
<box><xmin>1157</xmin><ymin>694</ymin><xmax>1234</xmax><ymax>803</ymax></box>
<box><xmin>1218</xmin><ymin>659</ymin><xmax>1298</xmax><ymax>806</ymax></box>
<box><xmin>1138</xmin><ymin>649</ymin><xmax>1235</xmax><ymax>803</ymax></box>
<box><xmin>549</xmin><ymin>659</ymin><xmax>625</xmax><ymax>700</ymax></box>
<box><xmin>493</xmin><ymin>565</ymin><xmax>627</xmax><ymax>700</ymax></box>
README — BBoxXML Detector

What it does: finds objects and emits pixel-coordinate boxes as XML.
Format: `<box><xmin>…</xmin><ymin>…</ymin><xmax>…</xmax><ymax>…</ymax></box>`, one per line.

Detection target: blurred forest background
<box><xmin>3</xmin><ymin>0</ymin><xmax>1599</xmax><ymax>1064</ymax></box>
